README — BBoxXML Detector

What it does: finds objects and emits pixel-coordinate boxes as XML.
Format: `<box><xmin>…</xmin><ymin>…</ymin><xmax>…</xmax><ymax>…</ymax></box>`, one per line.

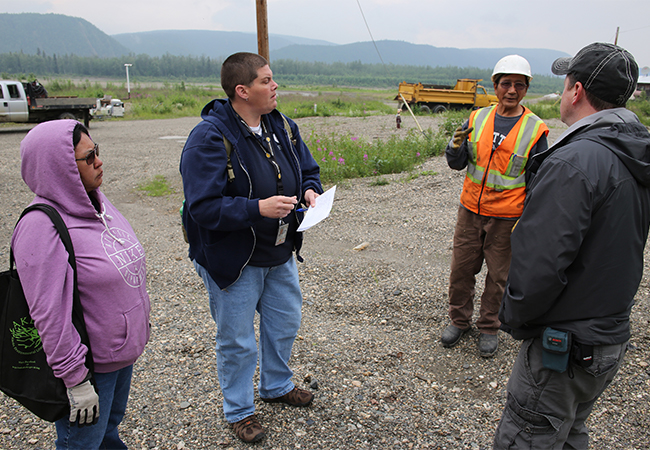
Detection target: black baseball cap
<box><xmin>551</xmin><ymin>42</ymin><xmax>638</xmax><ymax>106</ymax></box>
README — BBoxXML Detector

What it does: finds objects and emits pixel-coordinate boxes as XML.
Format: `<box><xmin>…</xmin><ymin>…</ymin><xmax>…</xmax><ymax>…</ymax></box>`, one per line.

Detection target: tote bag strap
<box><xmin>11</xmin><ymin>203</ymin><xmax>95</xmax><ymax>373</ymax></box>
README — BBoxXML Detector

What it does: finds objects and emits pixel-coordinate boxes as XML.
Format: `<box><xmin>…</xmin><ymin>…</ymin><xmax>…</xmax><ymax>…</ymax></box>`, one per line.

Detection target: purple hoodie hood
<box><xmin>21</xmin><ymin>119</ymin><xmax>98</xmax><ymax>218</ymax></box>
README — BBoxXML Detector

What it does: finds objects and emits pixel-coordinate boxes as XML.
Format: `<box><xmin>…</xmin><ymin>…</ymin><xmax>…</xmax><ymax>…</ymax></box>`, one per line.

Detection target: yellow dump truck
<box><xmin>396</xmin><ymin>78</ymin><xmax>498</xmax><ymax>113</ymax></box>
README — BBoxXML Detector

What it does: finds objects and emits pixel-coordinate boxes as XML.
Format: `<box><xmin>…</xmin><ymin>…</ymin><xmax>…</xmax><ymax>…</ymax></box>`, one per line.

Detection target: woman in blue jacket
<box><xmin>180</xmin><ymin>52</ymin><xmax>322</xmax><ymax>443</ymax></box>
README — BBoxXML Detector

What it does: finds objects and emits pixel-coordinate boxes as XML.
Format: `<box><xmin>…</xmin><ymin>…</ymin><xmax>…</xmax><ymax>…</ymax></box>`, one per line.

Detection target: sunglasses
<box><xmin>75</xmin><ymin>143</ymin><xmax>99</xmax><ymax>165</ymax></box>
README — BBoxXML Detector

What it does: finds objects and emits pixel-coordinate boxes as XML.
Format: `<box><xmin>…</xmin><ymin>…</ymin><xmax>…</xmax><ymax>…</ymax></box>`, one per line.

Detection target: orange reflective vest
<box><xmin>460</xmin><ymin>105</ymin><xmax>549</xmax><ymax>218</ymax></box>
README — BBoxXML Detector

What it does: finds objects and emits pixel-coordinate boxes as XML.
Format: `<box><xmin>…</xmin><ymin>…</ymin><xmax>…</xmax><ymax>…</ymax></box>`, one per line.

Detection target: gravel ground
<box><xmin>1</xmin><ymin>113</ymin><xmax>649</xmax><ymax>449</ymax></box>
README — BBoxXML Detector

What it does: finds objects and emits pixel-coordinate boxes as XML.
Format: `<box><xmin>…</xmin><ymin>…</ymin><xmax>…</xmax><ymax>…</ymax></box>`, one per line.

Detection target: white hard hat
<box><xmin>492</xmin><ymin>55</ymin><xmax>532</xmax><ymax>83</ymax></box>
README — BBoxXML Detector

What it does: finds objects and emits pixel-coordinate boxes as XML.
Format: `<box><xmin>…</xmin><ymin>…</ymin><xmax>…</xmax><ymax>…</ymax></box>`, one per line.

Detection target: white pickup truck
<box><xmin>0</xmin><ymin>80</ymin><xmax>95</xmax><ymax>127</ymax></box>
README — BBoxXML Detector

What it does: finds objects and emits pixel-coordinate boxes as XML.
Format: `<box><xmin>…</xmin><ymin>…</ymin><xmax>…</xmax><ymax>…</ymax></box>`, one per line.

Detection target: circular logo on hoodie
<box><xmin>102</xmin><ymin>227</ymin><xmax>146</xmax><ymax>288</ymax></box>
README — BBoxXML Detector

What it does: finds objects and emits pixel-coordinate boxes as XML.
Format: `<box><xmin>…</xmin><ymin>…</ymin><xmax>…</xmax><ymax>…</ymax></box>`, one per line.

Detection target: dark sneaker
<box><xmin>479</xmin><ymin>333</ymin><xmax>499</xmax><ymax>357</ymax></box>
<box><xmin>231</xmin><ymin>415</ymin><xmax>265</xmax><ymax>443</ymax></box>
<box><xmin>261</xmin><ymin>387</ymin><xmax>314</xmax><ymax>407</ymax></box>
<box><xmin>440</xmin><ymin>325</ymin><xmax>470</xmax><ymax>348</ymax></box>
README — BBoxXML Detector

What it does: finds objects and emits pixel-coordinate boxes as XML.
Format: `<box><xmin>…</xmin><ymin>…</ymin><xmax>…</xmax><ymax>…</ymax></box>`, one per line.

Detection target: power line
<box><xmin>354</xmin><ymin>0</ymin><xmax>428</xmax><ymax>137</ymax></box>
<box><xmin>619</xmin><ymin>25</ymin><xmax>650</xmax><ymax>34</ymax></box>
<box><xmin>355</xmin><ymin>0</ymin><xmax>386</xmax><ymax>67</ymax></box>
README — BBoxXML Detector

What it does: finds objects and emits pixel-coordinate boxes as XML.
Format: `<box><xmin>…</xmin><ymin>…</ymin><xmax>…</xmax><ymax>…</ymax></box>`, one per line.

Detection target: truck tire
<box><xmin>59</xmin><ymin>112</ymin><xmax>77</xmax><ymax>120</ymax></box>
<box><xmin>433</xmin><ymin>105</ymin><xmax>447</xmax><ymax>114</ymax></box>
<box><xmin>419</xmin><ymin>105</ymin><xmax>431</xmax><ymax>114</ymax></box>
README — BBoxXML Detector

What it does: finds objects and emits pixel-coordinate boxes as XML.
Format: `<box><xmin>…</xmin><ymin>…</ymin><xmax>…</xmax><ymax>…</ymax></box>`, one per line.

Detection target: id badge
<box><xmin>275</xmin><ymin>219</ymin><xmax>289</xmax><ymax>246</ymax></box>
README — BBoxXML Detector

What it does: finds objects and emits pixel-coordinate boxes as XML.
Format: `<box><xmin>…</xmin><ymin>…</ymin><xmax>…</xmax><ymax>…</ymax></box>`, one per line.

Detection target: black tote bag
<box><xmin>0</xmin><ymin>204</ymin><xmax>94</xmax><ymax>422</ymax></box>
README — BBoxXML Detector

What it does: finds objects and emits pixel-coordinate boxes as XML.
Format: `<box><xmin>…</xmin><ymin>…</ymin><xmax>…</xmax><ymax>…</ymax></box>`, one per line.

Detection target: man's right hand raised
<box><xmin>450</xmin><ymin>126</ymin><xmax>474</xmax><ymax>150</ymax></box>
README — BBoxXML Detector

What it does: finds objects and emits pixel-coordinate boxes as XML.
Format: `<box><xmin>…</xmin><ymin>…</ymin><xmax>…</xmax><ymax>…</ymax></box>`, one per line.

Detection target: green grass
<box><xmin>527</xmin><ymin>99</ymin><xmax>562</xmax><ymax>119</ymax></box>
<box><xmin>305</xmin><ymin>130</ymin><xmax>431</xmax><ymax>184</ymax></box>
<box><xmin>629</xmin><ymin>91</ymin><xmax>650</xmax><ymax>127</ymax></box>
<box><xmin>44</xmin><ymin>78</ymin><xmax>223</xmax><ymax>119</ymax></box>
<box><xmin>277</xmin><ymin>91</ymin><xmax>394</xmax><ymax>118</ymax></box>
<box><xmin>401</xmin><ymin>170</ymin><xmax>439</xmax><ymax>182</ymax></box>
<box><xmin>138</xmin><ymin>175</ymin><xmax>174</xmax><ymax>196</ymax></box>
<box><xmin>369</xmin><ymin>178</ymin><xmax>390</xmax><ymax>186</ymax></box>
<box><xmin>305</xmin><ymin>113</ymin><xmax>465</xmax><ymax>184</ymax></box>
<box><xmin>39</xmin><ymin>78</ymin><xmax>403</xmax><ymax>121</ymax></box>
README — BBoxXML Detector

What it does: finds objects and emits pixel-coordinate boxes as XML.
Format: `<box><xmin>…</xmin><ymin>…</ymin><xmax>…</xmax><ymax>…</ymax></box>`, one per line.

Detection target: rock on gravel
<box><xmin>1</xmin><ymin>114</ymin><xmax>649</xmax><ymax>449</ymax></box>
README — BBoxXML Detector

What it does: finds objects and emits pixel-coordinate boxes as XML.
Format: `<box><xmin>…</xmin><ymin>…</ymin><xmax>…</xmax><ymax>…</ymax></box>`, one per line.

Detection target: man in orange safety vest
<box><xmin>440</xmin><ymin>55</ymin><xmax>549</xmax><ymax>357</ymax></box>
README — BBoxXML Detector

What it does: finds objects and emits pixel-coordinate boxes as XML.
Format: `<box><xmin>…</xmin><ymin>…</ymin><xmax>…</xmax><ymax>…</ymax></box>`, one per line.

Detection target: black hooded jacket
<box><xmin>499</xmin><ymin>108</ymin><xmax>650</xmax><ymax>344</ymax></box>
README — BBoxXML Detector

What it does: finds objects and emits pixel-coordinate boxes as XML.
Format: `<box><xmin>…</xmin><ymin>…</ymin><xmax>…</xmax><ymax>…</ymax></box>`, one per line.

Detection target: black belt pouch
<box><xmin>542</xmin><ymin>327</ymin><xmax>571</xmax><ymax>373</ymax></box>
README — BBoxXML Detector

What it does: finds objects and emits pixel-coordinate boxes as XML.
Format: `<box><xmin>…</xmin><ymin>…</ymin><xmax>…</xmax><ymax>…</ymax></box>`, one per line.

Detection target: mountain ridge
<box><xmin>0</xmin><ymin>13</ymin><xmax>568</xmax><ymax>75</ymax></box>
<box><xmin>0</xmin><ymin>12</ymin><xmax>130</xmax><ymax>57</ymax></box>
<box><xmin>270</xmin><ymin>40</ymin><xmax>566</xmax><ymax>74</ymax></box>
<box><xmin>111</xmin><ymin>29</ymin><xmax>336</xmax><ymax>57</ymax></box>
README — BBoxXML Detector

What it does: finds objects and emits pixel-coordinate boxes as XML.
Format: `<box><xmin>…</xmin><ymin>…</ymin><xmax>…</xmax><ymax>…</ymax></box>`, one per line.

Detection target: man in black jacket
<box><xmin>493</xmin><ymin>43</ymin><xmax>650</xmax><ymax>449</ymax></box>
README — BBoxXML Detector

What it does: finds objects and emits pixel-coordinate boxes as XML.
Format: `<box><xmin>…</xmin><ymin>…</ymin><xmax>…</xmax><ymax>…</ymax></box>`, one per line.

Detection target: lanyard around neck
<box><xmin>242</xmin><ymin>118</ymin><xmax>284</xmax><ymax>196</ymax></box>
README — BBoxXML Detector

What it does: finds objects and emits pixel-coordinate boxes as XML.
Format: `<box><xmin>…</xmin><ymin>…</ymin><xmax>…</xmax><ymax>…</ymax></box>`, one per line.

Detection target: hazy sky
<box><xmin>4</xmin><ymin>0</ymin><xmax>650</xmax><ymax>70</ymax></box>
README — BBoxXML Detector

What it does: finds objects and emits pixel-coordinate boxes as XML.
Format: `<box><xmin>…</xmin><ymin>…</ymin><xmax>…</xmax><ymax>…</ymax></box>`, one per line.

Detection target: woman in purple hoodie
<box><xmin>12</xmin><ymin>120</ymin><xmax>151</xmax><ymax>449</ymax></box>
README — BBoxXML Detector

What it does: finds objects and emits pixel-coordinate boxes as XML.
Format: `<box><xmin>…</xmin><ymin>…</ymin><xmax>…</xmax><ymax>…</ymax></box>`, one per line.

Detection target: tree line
<box><xmin>0</xmin><ymin>52</ymin><xmax>564</xmax><ymax>94</ymax></box>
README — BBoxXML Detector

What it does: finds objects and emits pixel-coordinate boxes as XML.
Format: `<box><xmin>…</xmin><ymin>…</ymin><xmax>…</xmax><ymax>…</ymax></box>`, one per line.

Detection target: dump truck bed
<box><xmin>396</xmin><ymin>78</ymin><xmax>498</xmax><ymax>111</ymax></box>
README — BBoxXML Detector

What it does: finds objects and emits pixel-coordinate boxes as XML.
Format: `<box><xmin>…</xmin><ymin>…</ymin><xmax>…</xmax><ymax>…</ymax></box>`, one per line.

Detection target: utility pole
<box><xmin>124</xmin><ymin>63</ymin><xmax>132</xmax><ymax>99</ymax></box>
<box><xmin>256</xmin><ymin>0</ymin><xmax>270</xmax><ymax>62</ymax></box>
<box><xmin>615</xmin><ymin>26</ymin><xmax>620</xmax><ymax>45</ymax></box>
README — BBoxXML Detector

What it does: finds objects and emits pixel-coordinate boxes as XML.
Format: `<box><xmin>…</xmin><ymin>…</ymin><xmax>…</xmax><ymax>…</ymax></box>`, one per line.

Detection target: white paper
<box><xmin>297</xmin><ymin>185</ymin><xmax>336</xmax><ymax>231</ymax></box>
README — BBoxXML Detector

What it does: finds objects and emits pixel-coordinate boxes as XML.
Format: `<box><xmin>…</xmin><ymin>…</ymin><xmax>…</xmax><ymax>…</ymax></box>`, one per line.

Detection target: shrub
<box><xmin>527</xmin><ymin>100</ymin><xmax>561</xmax><ymax>119</ymax></box>
<box><xmin>306</xmin><ymin>129</ymin><xmax>438</xmax><ymax>184</ymax></box>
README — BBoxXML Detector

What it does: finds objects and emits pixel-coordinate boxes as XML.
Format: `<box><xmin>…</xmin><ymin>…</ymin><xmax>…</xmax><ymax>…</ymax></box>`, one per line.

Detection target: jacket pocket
<box><xmin>111</xmin><ymin>302</ymin><xmax>149</xmax><ymax>363</ymax></box>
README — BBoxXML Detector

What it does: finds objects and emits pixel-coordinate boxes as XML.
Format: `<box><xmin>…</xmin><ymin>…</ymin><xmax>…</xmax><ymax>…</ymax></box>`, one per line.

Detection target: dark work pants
<box><xmin>493</xmin><ymin>337</ymin><xmax>627</xmax><ymax>449</ymax></box>
<box><xmin>448</xmin><ymin>206</ymin><xmax>513</xmax><ymax>334</ymax></box>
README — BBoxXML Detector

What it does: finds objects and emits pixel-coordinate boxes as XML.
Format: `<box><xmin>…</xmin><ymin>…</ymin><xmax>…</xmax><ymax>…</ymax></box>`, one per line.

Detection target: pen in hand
<box><xmin>296</xmin><ymin>207</ymin><xmax>308</xmax><ymax>212</ymax></box>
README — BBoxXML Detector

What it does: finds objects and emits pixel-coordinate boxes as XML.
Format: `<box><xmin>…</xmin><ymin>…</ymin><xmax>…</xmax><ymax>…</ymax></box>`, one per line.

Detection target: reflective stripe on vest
<box><xmin>467</xmin><ymin>106</ymin><xmax>544</xmax><ymax>190</ymax></box>
<box><xmin>466</xmin><ymin>106</ymin><xmax>495</xmax><ymax>186</ymax></box>
<box><xmin>460</xmin><ymin>105</ymin><xmax>549</xmax><ymax>218</ymax></box>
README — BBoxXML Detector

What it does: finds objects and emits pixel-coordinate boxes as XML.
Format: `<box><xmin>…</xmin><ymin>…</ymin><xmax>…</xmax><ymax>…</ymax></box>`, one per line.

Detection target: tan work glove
<box><xmin>450</xmin><ymin>126</ymin><xmax>474</xmax><ymax>150</ymax></box>
<box><xmin>67</xmin><ymin>379</ymin><xmax>99</xmax><ymax>426</ymax></box>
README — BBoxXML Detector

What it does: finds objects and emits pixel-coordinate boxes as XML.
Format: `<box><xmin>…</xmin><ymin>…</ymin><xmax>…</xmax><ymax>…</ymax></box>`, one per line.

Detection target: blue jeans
<box><xmin>55</xmin><ymin>365</ymin><xmax>133</xmax><ymax>450</ymax></box>
<box><xmin>194</xmin><ymin>258</ymin><xmax>303</xmax><ymax>423</ymax></box>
